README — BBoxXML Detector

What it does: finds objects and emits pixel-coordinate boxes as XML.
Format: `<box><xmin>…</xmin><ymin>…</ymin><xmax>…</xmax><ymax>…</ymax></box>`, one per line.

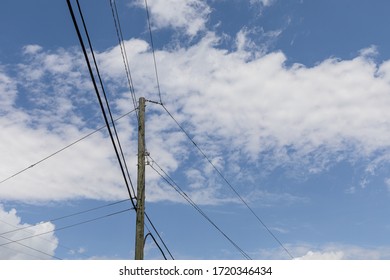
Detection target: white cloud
<box><xmin>133</xmin><ymin>0</ymin><xmax>211</xmax><ymax>36</ymax></box>
<box><xmin>235</xmin><ymin>27</ymin><xmax>282</xmax><ymax>55</ymax></box>
<box><xmin>111</xmin><ymin>36</ymin><xmax>390</xmax><ymax>173</ymax></box>
<box><xmin>294</xmin><ymin>244</ymin><xmax>390</xmax><ymax>260</ymax></box>
<box><xmin>0</xmin><ymin>48</ymin><xmax>132</xmax><ymax>203</ymax></box>
<box><xmin>0</xmin><ymin>70</ymin><xmax>18</xmax><ymax>112</ymax></box>
<box><xmin>359</xmin><ymin>45</ymin><xmax>379</xmax><ymax>58</ymax></box>
<box><xmin>0</xmin><ymin>205</ymin><xmax>58</xmax><ymax>259</ymax></box>
<box><xmin>250</xmin><ymin>0</ymin><xmax>276</xmax><ymax>7</ymax></box>
<box><xmin>0</xmin><ymin>116</ymin><xmax>131</xmax><ymax>202</ymax></box>
<box><xmin>2</xmin><ymin>29</ymin><xmax>390</xmax><ymax>205</ymax></box>
<box><xmin>22</xmin><ymin>44</ymin><xmax>43</xmax><ymax>55</ymax></box>
<box><xmin>255</xmin><ymin>243</ymin><xmax>390</xmax><ymax>260</ymax></box>
<box><xmin>68</xmin><ymin>246</ymin><xmax>86</xmax><ymax>256</ymax></box>
<box><xmin>297</xmin><ymin>250</ymin><xmax>344</xmax><ymax>260</ymax></box>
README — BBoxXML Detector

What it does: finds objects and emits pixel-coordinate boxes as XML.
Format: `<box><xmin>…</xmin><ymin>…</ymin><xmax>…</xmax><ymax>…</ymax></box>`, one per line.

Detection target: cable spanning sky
<box><xmin>1</xmin><ymin>0</ymin><xmax>390</xmax><ymax>260</ymax></box>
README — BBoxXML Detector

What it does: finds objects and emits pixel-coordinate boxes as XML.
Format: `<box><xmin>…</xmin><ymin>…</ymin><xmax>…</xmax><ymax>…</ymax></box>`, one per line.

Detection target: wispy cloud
<box><xmin>250</xmin><ymin>0</ymin><xmax>276</xmax><ymax>8</ymax></box>
<box><xmin>133</xmin><ymin>0</ymin><xmax>211</xmax><ymax>37</ymax></box>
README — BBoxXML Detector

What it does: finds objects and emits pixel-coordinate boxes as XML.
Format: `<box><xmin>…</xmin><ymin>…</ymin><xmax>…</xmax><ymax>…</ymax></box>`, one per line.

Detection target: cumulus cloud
<box><xmin>0</xmin><ymin>205</ymin><xmax>58</xmax><ymax>259</ymax></box>
<box><xmin>103</xmin><ymin>35</ymin><xmax>390</xmax><ymax>171</ymax></box>
<box><xmin>0</xmin><ymin>47</ymin><xmax>133</xmax><ymax>203</ymax></box>
<box><xmin>2</xmin><ymin>27</ymin><xmax>390</xmax><ymax>205</ymax></box>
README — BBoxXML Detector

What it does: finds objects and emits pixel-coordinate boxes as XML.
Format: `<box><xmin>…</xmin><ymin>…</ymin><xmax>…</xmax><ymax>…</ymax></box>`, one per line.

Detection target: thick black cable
<box><xmin>147</xmin><ymin>156</ymin><xmax>251</xmax><ymax>260</ymax></box>
<box><xmin>144</xmin><ymin>212</ymin><xmax>174</xmax><ymax>260</ymax></box>
<box><xmin>107</xmin><ymin>2</ymin><xmax>176</xmax><ymax>259</ymax></box>
<box><xmin>144</xmin><ymin>232</ymin><xmax>167</xmax><ymax>260</ymax></box>
<box><xmin>109</xmin><ymin>2</ymin><xmax>176</xmax><ymax>258</ymax></box>
<box><xmin>0</xmin><ymin>208</ymin><xmax>133</xmax><ymax>248</ymax></box>
<box><xmin>67</xmin><ymin>0</ymin><xmax>136</xmax><ymax>209</ymax></box>
<box><xmin>161</xmin><ymin>104</ymin><xmax>294</xmax><ymax>259</ymax></box>
<box><xmin>144</xmin><ymin>0</ymin><xmax>163</xmax><ymax>104</ymax></box>
<box><xmin>0</xmin><ymin>109</ymin><xmax>137</xmax><ymax>186</ymax></box>
<box><xmin>74</xmin><ymin>0</ymin><xmax>137</xmax><ymax>206</ymax></box>
<box><xmin>68</xmin><ymin>1</ymin><xmax>173</xmax><ymax>261</ymax></box>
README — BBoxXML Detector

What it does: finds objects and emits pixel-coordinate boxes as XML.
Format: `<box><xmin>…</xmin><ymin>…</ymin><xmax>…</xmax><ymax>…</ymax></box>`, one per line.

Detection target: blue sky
<box><xmin>1</xmin><ymin>0</ymin><xmax>390</xmax><ymax>260</ymax></box>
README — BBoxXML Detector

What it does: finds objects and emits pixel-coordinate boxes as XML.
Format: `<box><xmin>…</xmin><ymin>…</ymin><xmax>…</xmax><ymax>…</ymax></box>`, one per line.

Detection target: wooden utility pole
<box><xmin>135</xmin><ymin>97</ymin><xmax>146</xmax><ymax>260</ymax></box>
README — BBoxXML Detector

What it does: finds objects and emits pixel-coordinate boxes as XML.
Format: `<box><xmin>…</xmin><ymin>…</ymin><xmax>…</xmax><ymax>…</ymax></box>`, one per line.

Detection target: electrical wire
<box><xmin>0</xmin><ymin>216</ymin><xmax>91</xmax><ymax>259</ymax></box>
<box><xmin>108</xmin><ymin>1</ymin><xmax>176</xmax><ymax>260</ymax></box>
<box><xmin>0</xmin><ymin>199</ymin><xmax>131</xmax><ymax>236</ymax></box>
<box><xmin>0</xmin><ymin>242</ymin><xmax>56</xmax><ymax>260</ymax></box>
<box><xmin>147</xmin><ymin>155</ymin><xmax>252</xmax><ymax>260</ymax></box>
<box><xmin>67</xmin><ymin>0</ymin><xmax>137</xmax><ymax>209</ymax></box>
<box><xmin>109</xmin><ymin>0</ymin><xmax>138</xmax><ymax>114</ymax></box>
<box><xmin>144</xmin><ymin>0</ymin><xmax>163</xmax><ymax>104</ymax></box>
<box><xmin>75</xmin><ymin>0</ymin><xmax>137</xmax><ymax>206</ymax></box>
<box><xmin>145</xmin><ymin>212</ymin><xmax>174</xmax><ymax>260</ymax></box>
<box><xmin>0</xmin><ymin>208</ymin><xmax>133</xmax><ymax>248</ymax></box>
<box><xmin>144</xmin><ymin>232</ymin><xmax>167</xmax><ymax>260</ymax></box>
<box><xmin>67</xmin><ymin>0</ymin><xmax>174</xmax><ymax>260</ymax></box>
<box><xmin>138</xmin><ymin>1</ymin><xmax>292</xmax><ymax>257</ymax></box>
<box><xmin>138</xmin><ymin>0</ymin><xmax>293</xmax><ymax>259</ymax></box>
<box><xmin>0</xmin><ymin>217</ymin><xmax>68</xmax><ymax>259</ymax></box>
<box><xmin>0</xmin><ymin>104</ymin><xmax>135</xmax><ymax>259</ymax></box>
<box><xmin>0</xmin><ymin>234</ymin><xmax>62</xmax><ymax>260</ymax></box>
<box><xmin>0</xmin><ymin>198</ymin><xmax>132</xmax><ymax>259</ymax></box>
<box><xmin>0</xmin><ymin>109</ymin><xmax>137</xmax><ymax>186</ymax></box>
<box><xmin>161</xmin><ymin>104</ymin><xmax>294</xmax><ymax>259</ymax></box>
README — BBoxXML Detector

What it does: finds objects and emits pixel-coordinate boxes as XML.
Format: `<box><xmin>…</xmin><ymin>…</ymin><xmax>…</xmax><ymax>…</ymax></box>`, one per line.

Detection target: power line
<box><xmin>138</xmin><ymin>0</ymin><xmax>293</xmax><ymax>259</ymax></box>
<box><xmin>74</xmin><ymin>0</ymin><xmax>137</xmax><ymax>205</ymax></box>
<box><xmin>109</xmin><ymin>0</ymin><xmax>138</xmax><ymax>114</ymax></box>
<box><xmin>144</xmin><ymin>232</ymin><xmax>167</xmax><ymax>260</ymax></box>
<box><xmin>0</xmin><ymin>208</ymin><xmax>133</xmax><ymax>248</ymax></box>
<box><xmin>109</xmin><ymin>1</ymin><xmax>174</xmax><ymax>259</ymax></box>
<box><xmin>160</xmin><ymin>104</ymin><xmax>294</xmax><ymax>259</ymax></box>
<box><xmin>147</xmin><ymin>155</ymin><xmax>252</xmax><ymax>260</ymax></box>
<box><xmin>140</xmin><ymin>8</ymin><xmax>250</xmax><ymax>254</ymax></box>
<box><xmin>0</xmin><ymin>109</ymin><xmax>137</xmax><ymax>186</ymax></box>
<box><xmin>0</xmin><ymin>199</ymin><xmax>131</xmax><ymax>236</ymax></box>
<box><xmin>0</xmin><ymin>198</ymin><xmax>132</xmax><ymax>259</ymax></box>
<box><xmin>0</xmin><ymin>216</ymin><xmax>91</xmax><ymax>259</ymax></box>
<box><xmin>67</xmin><ymin>0</ymin><xmax>137</xmax><ymax>209</ymax></box>
<box><xmin>0</xmin><ymin>233</ymin><xmax>62</xmax><ymax>260</ymax></box>
<box><xmin>145</xmin><ymin>212</ymin><xmax>174</xmax><ymax>260</ymax></box>
<box><xmin>0</xmin><ymin>242</ymin><xmax>57</xmax><ymax>260</ymax></box>
<box><xmin>0</xmin><ymin>216</ymin><xmax>66</xmax><ymax>259</ymax></box>
<box><xmin>0</xmin><ymin>107</ymin><xmax>135</xmax><ymax>258</ymax></box>
<box><xmin>144</xmin><ymin>0</ymin><xmax>163</xmax><ymax>104</ymax></box>
<box><xmin>67</xmin><ymin>0</ymin><xmax>173</xmax><ymax>260</ymax></box>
